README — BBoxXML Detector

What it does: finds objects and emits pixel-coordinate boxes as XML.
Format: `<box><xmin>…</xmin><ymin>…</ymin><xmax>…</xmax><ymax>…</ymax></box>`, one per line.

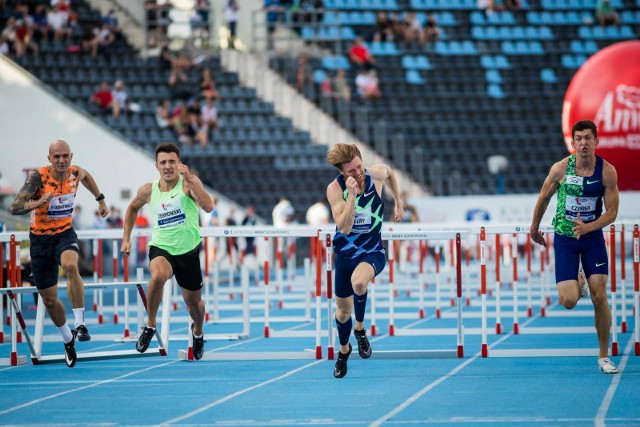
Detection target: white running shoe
<box><xmin>598</xmin><ymin>357</ymin><xmax>618</xmax><ymax>374</ymax></box>
<box><xmin>578</xmin><ymin>268</ymin><xmax>590</xmax><ymax>299</ymax></box>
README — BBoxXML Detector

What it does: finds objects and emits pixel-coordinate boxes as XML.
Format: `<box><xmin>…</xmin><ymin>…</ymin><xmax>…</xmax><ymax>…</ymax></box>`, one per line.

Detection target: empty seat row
<box><xmin>471</xmin><ymin>25</ymin><xmax>554</xmax><ymax>40</ymax></box>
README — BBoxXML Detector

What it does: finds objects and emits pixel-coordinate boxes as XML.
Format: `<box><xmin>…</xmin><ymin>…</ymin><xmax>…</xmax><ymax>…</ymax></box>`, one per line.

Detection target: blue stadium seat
<box><xmin>485</xmin><ymin>69</ymin><xmax>502</xmax><ymax>84</ymax></box>
<box><xmin>540</xmin><ymin>68</ymin><xmax>557</xmax><ymax>83</ymax></box>
<box><xmin>401</xmin><ymin>55</ymin><xmax>416</xmax><ymax>69</ymax></box>
<box><xmin>313</xmin><ymin>69</ymin><xmax>327</xmax><ymax>84</ymax></box>
<box><xmin>414</xmin><ymin>55</ymin><xmax>433</xmax><ymax>70</ymax></box>
<box><xmin>406</xmin><ymin>70</ymin><xmax>425</xmax><ymax>84</ymax></box>
<box><xmin>487</xmin><ymin>84</ymin><xmax>506</xmax><ymax>99</ymax></box>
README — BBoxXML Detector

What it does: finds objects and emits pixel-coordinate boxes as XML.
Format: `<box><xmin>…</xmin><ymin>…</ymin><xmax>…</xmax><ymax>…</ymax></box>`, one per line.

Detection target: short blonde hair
<box><xmin>327</xmin><ymin>143</ymin><xmax>362</xmax><ymax>170</ymax></box>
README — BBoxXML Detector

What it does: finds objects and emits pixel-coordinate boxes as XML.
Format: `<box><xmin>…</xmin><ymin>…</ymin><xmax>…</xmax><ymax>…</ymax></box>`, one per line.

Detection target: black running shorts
<box><xmin>148</xmin><ymin>244</ymin><xmax>203</xmax><ymax>291</ymax></box>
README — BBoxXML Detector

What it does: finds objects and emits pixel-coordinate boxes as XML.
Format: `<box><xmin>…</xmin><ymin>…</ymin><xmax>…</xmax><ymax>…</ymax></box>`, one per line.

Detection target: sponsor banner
<box><xmin>411</xmin><ymin>192</ymin><xmax>640</xmax><ymax>225</ymax></box>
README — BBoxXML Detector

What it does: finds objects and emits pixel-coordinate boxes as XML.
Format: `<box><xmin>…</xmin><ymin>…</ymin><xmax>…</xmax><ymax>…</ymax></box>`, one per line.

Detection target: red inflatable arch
<box><xmin>563</xmin><ymin>40</ymin><xmax>640</xmax><ymax>190</ymax></box>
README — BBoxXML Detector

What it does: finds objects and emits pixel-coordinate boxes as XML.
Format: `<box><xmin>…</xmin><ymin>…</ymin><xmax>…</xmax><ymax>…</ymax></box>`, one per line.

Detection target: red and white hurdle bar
<box><xmin>0</xmin><ymin>270</ymin><xmax>170</xmax><ymax>366</ymax></box>
<box><xmin>179</xmin><ymin>226</ymin><xmax>330</xmax><ymax>361</ymax></box>
<box><xmin>0</xmin><ymin>230</ymin><xmax>156</xmax><ymax>343</ymax></box>
<box><xmin>479</xmin><ymin>223</ymin><xmax>640</xmax><ymax>357</ymax></box>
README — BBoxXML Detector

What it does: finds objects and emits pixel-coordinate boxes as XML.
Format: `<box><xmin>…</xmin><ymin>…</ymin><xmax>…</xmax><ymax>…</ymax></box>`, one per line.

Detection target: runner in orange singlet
<box><xmin>10</xmin><ymin>140</ymin><xmax>109</xmax><ymax>367</ymax></box>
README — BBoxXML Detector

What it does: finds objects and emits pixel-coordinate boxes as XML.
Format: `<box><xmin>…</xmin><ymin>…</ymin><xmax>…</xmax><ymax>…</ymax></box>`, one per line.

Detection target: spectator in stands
<box><xmin>200</xmin><ymin>96</ymin><xmax>218</xmax><ymax>132</ymax></box>
<box><xmin>30</xmin><ymin>4</ymin><xmax>51</xmax><ymax>42</ymax></box>
<box><xmin>155</xmin><ymin>98</ymin><xmax>172</xmax><ymax>128</ymax></box>
<box><xmin>89</xmin><ymin>81</ymin><xmax>115</xmax><ymax>115</ymax></box>
<box><xmin>349</xmin><ymin>37</ymin><xmax>375</xmax><ymax>71</ymax></box>
<box><xmin>223</xmin><ymin>0</ymin><xmax>239</xmax><ymax>49</ymax></box>
<box><xmin>199</xmin><ymin>67</ymin><xmax>220</xmax><ymax>100</ymax></box>
<box><xmin>321</xmin><ymin>72</ymin><xmax>333</xmax><ymax>98</ymax></box>
<box><xmin>159</xmin><ymin>43</ymin><xmax>173</xmax><ymax>70</ymax></box>
<box><xmin>355</xmin><ymin>69</ymin><xmax>381</xmax><ymax>102</ymax></box>
<box><xmin>424</xmin><ymin>13</ymin><xmax>441</xmax><ymax>43</ymax></box>
<box><xmin>263</xmin><ymin>0</ymin><xmax>285</xmax><ymax>49</ymax></box>
<box><xmin>82</xmin><ymin>22</ymin><xmax>115</xmax><ymax>58</ymax></box>
<box><xmin>295</xmin><ymin>55</ymin><xmax>312</xmax><ymax>92</ymax></box>
<box><xmin>0</xmin><ymin>33</ymin><xmax>10</xmax><ymax>56</ymax></box>
<box><xmin>373</xmin><ymin>12</ymin><xmax>394</xmax><ymax>42</ymax></box>
<box><xmin>111</xmin><ymin>79</ymin><xmax>129</xmax><ymax>118</ymax></box>
<box><xmin>333</xmin><ymin>69</ymin><xmax>351</xmax><ymax>103</ymax></box>
<box><xmin>168</xmin><ymin>50</ymin><xmax>190</xmax><ymax>88</ymax></box>
<box><xmin>13</xmin><ymin>18</ymin><xmax>39</xmax><ymax>57</ymax></box>
<box><xmin>102</xmin><ymin>9</ymin><xmax>121</xmax><ymax>38</ymax></box>
<box><xmin>47</xmin><ymin>2</ymin><xmax>72</xmax><ymax>40</ymax></box>
<box><xmin>0</xmin><ymin>17</ymin><xmax>17</xmax><ymax>55</ymax></box>
<box><xmin>402</xmin><ymin>11</ymin><xmax>425</xmax><ymax>47</ymax></box>
<box><xmin>596</xmin><ymin>0</ymin><xmax>619</xmax><ymax>26</ymax></box>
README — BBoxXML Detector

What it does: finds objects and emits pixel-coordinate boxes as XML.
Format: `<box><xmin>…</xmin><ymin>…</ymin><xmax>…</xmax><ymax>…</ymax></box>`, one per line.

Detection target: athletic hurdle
<box><xmin>366</xmin><ymin>229</ymin><xmax>468</xmax><ymax>359</ymax></box>
<box><xmin>0</xmin><ymin>271</ymin><xmax>171</xmax><ymax>366</ymax></box>
<box><xmin>480</xmin><ymin>223</ymin><xmax>640</xmax><ymax>358</ymax></box>
<box><xmin>178</xmin><ymin>226</ymin><xmax>331</xmax><ymax>361</ymax></box>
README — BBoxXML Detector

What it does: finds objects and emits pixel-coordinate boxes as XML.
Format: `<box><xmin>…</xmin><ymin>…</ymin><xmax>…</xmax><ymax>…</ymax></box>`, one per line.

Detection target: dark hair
<box><xmin>572</xmin><ymin>120</ymin><xmax>598</xmax><ymax>139</ymax></box>
<box><xmin>155</xmin><ymin>142</ymin><xmax>180</xmax><ymax>160</ymax></box>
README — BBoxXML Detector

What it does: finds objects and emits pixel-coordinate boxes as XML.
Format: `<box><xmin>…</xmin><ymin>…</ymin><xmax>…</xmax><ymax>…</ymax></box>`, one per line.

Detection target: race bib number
<box><xmin>564</xmin><ymin>195</ymin><xmax>597</xmax><ymax>222</ymax></box>
<box><xmin>351</xmin><ymin>210</ymin><xmax>372</xmax><ymax>234</ymax></box>
<box><xmin>47</xmin><ymin>193</ymin><xmax>75</xmax><ymax>219</ymax></box>
<box><xmin>156</xmin><ymin>198</ymin><xmax>186</xmax><ymax>229</ymax></box>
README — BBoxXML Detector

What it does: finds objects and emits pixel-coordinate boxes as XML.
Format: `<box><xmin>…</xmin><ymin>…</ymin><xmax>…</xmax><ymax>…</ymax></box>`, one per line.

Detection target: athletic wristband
<box><xmin>95</xmin><ymin>193</ymin><xmax>105</xmax><ymax>202</ymax></box>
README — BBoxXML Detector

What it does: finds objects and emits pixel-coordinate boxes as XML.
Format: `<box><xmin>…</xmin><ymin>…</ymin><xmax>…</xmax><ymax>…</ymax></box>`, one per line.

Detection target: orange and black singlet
<box><xmin>30</xmin><ymin>166</ymin><xmax>80</xmax><ymax>236</ymax></box>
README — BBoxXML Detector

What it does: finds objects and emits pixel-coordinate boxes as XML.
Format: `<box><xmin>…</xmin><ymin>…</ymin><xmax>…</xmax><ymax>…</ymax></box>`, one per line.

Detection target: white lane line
<box><xmin>369</xmin><ymin>310</ymin><xmax>543</xmax><ymax>427</ymax></box>
<box><xmin>595</xmin><ymin>337</ymin><xmax>634</xmax><ymax>427</ymax></box>
<box><xmin>0</xmin><ymin>318</ymin><xmax>323</xmax><ymax>415</ymax></box>
<box><xmin>159</xmin><ymin>359</ymin><xmax>325</xmax><ymax>425</ymax></box>
<box><xmin>0</xmin><ymin>359</ymin><xmax>178</xmax><ymax>416</ymax></box>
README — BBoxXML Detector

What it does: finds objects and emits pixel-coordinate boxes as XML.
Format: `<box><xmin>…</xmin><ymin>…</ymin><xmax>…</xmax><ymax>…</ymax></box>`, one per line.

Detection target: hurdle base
<box><xmin>487</xmin><ymin>348</ymin><xmax>598</xmax><ymax>358</ymax></box>
<box><xmin>0</xmin><ymin>354</ymin><xmax>27</xmax><ymax>366</ymax></box>
<box><xmin>33</xmin><ymin>349</ymin><xmax>166</xmax><ymax>364</ymax></box>
<box><xmin>368</xmin><ymin>350</ymin><xmax>458</xmax><ymax>359</ymax></box>
<box><xmin>178</xmin><ymin>349</ymin><xmax>318</xmax><ymax>361</ymax></box>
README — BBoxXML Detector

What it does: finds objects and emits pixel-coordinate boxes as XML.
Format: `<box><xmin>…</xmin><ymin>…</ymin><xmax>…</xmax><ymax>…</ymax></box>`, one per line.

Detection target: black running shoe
<box><xmin>75</xmin><ymin>325</ymin><xmax>91</xmax><ymax>342</ymax></box>
<box><xmin>333</xmin><ymin>343</ymin><xmax>352</xmax><ymax>379</ymax></box>
<box><xmin>136</xmin><ymin>326</ymin><xmax>156</xmax><ymax>353</ymax></box>
<box><xmin>354</xmin><ymin>328</ymin><xmax>372</xmax><ymax>359</ymax></box>
<box><xmin>191</xmin><ymin>324</ymin><xmax>205</xmax><ymax>360</ymax></box>
<box><xmin>64</xmin><ymin>330</ymin><xmax>77</xmax><ymax>368</ymax></box>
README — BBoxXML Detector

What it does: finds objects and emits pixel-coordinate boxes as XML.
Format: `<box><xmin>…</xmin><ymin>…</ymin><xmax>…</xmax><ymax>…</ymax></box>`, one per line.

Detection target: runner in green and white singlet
<box><xmin>121</xmin><ymin>143</ymin><xmax>214</xmax><ymax>360</ymax></box>
<box><xmin>530</xmin><ymin>120</ymin><xmax>620</xmax><ymax>374</ymax></box>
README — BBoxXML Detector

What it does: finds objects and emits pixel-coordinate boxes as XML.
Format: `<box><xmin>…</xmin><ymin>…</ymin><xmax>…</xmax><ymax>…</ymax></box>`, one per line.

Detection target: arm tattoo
<box><xmin>10</xmin><ymin>171</ymin><xmax>42</xmax><ymax>215</ymax></box>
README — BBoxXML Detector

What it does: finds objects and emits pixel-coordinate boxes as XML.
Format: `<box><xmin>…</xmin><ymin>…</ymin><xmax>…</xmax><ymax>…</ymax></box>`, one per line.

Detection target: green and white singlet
<box><xmin>552</xmin><ymin>154</ymin><xmax>605</xmax><ymax>238</ymax></box>
<box><xmin>148</xmin><ymin>175</ymin><xmax>201</xmax><ymax>255</ymax></box>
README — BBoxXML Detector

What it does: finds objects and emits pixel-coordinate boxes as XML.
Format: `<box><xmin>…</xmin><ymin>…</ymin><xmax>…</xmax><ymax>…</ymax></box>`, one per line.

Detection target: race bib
<box><xmin>47</xmin><ymin>193</ymin><xmax>75</xmax><ymax>219</ymax></box>
<box><xmin>564</xmin><ymin>195</ymin><xmax>597</xmax><ymax>222</ymax></box>
<box><xmin>565</xmin><ymin>175</ymin><xmax>583</xmax><ymax>186</ymax></box>
<box><xmin>351</xmin><ymin>210</ymin><xmax>372</xmax><ymax>233</ymax></box>
<box><xmin>156</xmin><ymin>198</ymin><xmax>186</xmax><ymax>229</ymax></box>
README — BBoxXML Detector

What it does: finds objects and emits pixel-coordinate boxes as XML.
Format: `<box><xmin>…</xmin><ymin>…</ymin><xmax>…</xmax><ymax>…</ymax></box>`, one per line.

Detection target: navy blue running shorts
<box><xmin>149</xmin><ymin>244</ymin><xmax>203</xmax><ymax>291</ymax></box>
<box><xmin>334</xmin><ymin>251</ymin><xmax>386</xmax><ymax>298</ymax></box>
<box><xmin>554</xmin><ymin>231</ymin><xmax>608</xmax><ymax>283</ymax></box>
<box><xmin>29</xmin><ymin>228</ymin><xmax>80</xmax><ymax>290</ymax></box>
